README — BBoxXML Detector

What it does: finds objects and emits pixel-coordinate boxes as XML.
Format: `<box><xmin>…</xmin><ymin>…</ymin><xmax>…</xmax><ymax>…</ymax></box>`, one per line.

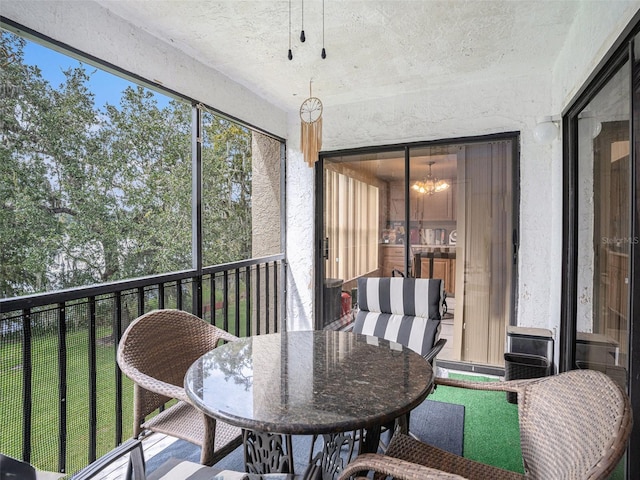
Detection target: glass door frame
<box><xmin>313</xmin><ymin>144</ymin><xmax>411</xmax><ymax>331</ymax></box>
<box><xmin>560</xmin><ymin>16</ymin><xmax>640</xmax><ymax>479</ymax></box>
<box><xmin>314</xmin><ymin>133</ymin><xmax>520</xmax><ymax>374</ymax></box>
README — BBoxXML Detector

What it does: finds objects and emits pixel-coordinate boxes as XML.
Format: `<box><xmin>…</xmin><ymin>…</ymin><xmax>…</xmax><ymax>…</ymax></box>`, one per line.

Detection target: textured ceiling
<box><xmin>96</xmin><ymin>0</ymin><xmax>582</xmax><ymax>113</ymax></box>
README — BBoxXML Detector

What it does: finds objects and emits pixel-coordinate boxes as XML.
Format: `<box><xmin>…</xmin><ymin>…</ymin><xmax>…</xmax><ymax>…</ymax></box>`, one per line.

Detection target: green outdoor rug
<box><xmin>429</xmin><ymin>372</ymin><xmax>524</xmax><ymax>474</ymax></box>
<box><xmin>431</xmin><ymin>371</ymin><xmax>626</xmax><ymax>479</ymax></box>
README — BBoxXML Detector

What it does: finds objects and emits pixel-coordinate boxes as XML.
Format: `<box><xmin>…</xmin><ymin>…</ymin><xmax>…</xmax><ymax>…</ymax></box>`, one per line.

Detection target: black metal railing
<box><xmin>0</xmin><ymin>254</ymin><xmax>285</xmax><ymax>476</ymax></box>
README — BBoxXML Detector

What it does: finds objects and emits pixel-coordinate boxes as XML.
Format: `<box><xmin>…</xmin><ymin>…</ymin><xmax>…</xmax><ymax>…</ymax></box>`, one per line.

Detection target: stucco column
<box><xmin>252</xmin><ymin>132</ymin><xmax>282</xmax><ymax>333</ymax></box>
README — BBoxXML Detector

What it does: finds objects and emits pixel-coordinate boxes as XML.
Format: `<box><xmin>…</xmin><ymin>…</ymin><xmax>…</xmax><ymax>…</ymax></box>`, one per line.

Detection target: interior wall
<box><xmin>1</xmin><ymin>0</ymin><xmax>288</xmax><ymax>139</ymax></box>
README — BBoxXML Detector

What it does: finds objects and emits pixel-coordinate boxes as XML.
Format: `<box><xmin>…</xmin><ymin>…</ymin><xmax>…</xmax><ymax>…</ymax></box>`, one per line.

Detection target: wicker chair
<box><xmin>117</xmin><ymin>309</ymin><xmax>243</xmax><ymax>466</ymax></box>
<box><xmin>338</xmin><ymin>369</ymin><xmax>633</xmax><ymax>480</ymax></box>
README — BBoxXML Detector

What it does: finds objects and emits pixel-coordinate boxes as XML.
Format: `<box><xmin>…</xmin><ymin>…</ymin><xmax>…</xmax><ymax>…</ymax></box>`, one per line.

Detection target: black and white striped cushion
<box><xmin>356</xmin><ymin>277</ymin><xmax>443</xmax><ymax>319</ymax></box>
<box><xmin>353</xmin><ymin>277</ymin><xmax>443</xmax><ymax>357</ymax></box>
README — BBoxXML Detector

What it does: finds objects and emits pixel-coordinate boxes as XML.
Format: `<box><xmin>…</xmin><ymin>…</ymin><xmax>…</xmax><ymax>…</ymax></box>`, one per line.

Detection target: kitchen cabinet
<box><xmin>420</xmin><ymin>256</ymin><xmax>456</xmax><ymax>296</ymax></box>
<box><xmin>382</xmin><ymin>246</ymin><xmax>456</xmax><ymax>296</ymax></box>
<box><xmin>381</xmin><ymin>245</ymin><xmax>405</xmax><ymax>277</ymax></box>
<box><xmin>411</xmin><ymin>183</ymin><xmax>456</xmax><ymax>221</ymax></box>
<box><xmin>389</xmin><ymin>181</ymin><xmax>456</xmax><ymax>222</ymax></box>
<box><xmin>606</xmin><ymin>249</ymin><xmax>628</xmax><ymax>345</ymax></box>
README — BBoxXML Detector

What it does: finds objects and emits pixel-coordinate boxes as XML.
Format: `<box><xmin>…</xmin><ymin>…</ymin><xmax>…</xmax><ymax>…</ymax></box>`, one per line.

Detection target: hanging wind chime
<box><xmin>300</xmin><ymin>81</ymin><xmax>323</xmax><ymax>167</ymax></box>
<box><xmin>288</xmin><ymin>0</ymin><xmax>326</xmax><ymax>167</ymax></box>
<box><xmin>288</xmin><ymin>0</ymin><xmax>326</xmax><ymax>60</ymax></box>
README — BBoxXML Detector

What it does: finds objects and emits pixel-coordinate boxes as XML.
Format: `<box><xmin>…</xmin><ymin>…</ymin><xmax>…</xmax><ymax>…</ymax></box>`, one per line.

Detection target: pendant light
<box><xmin>412</xmin><ymin>162</ymin><xmax>450</xmax><ymax>195</ymax></box>
<box><xmin>286</xmin><ymin>0</ymin><xmax>327</xmax><ymax>60</ymax></box>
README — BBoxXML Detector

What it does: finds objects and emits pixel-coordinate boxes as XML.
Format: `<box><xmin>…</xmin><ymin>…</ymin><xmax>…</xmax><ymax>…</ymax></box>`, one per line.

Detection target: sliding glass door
<box><xmin>318</xmin><ymin>135</ymin><xmax>518</xmax><ymax>367</ymax></box>
<box><xmin>319</xmin><ymin>149</ymin><xmax>404</xmax><ymax>330</ymax></box>
<box><xmin>573</xmin><ymin>61</ymin><xmax>630</xmax><ymax>388</ymax></box>
<box><xmin>563</xmin><ymin>26</ymin><xmax>640</xmax><ymax>479</ymax></box>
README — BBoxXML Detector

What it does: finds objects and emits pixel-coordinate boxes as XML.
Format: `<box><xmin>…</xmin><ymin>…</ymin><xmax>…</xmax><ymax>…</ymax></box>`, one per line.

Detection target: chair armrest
<box><xmin>435</xmin><ymin>375</ymin><xmax>546</xmax><ymax>393</ymax></box>
<box><xmin>71</xmin><ymin>438</ymin><xmax>145</xmax><ymax>480</ymax></box>
<box><xmin>216</xmin><ymin>329</ymin><xmax>240</xmax><ymax>345</ymax></box>
<box><xmin>127</xmin><ymin>368</ymin><xmax>191</xmax><ymax>403</ymax></box>
<box><xmin>423</xmin><ymin>338</ymin><xmax>446</xmax><ymax>364</ymax></box>
<box><xmin>337</xmin><ymin>453</ymin><xmax>467</xmax><ymax>480</ymax></box>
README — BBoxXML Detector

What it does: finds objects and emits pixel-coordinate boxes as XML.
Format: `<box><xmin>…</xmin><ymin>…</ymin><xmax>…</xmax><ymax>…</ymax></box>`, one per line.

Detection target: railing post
<box><xmin>194</xmin><ymin>275</ymin><xmax>203</xmax><ymax>318</ymax></box>
<box><xmin>265</xmin><ymin>262</ymin><xmax>270</xmax><ymax>334</ymax></box>
<box><xmin>245</xmin><ymin>266</ymin><xmax>251</xmax><ymax>337</ymax></box>
<box><xmin>158</xmin><ymin>282</ymin><xmax>165</xmax><ymax>309</ymax></box>
<box><xmin>176</xmin><ymin>280</ymin><xmax>183</xmax><ymax>310</ymax></box>
<box><xmin>223</xmin><ymin>271</ymin><xmax>229</xmax><ymax>333</ymax></box>
<box><xmin>273</xmin><ymin>261</ymin><xmax>278</xmax><ymax>333</ymax></box>
<box><xmin>88</xmin><ymin>296</ymin><xmax>97</xmax><ymax>463</ymax></box>
<box><xmin>58</xmin><ymin>303</ymin><xmax>67</xmax><ymax>474</ymax></box>
<box><xmin>137</xmin><ymin>287</ymin><xmax>144</xmax><ymax>316</ymax></box>
<box><xmin>234</xmin><ymin>268</ymin><xmax>240</xmax><ymax>335</ymax></box>
<box><xmin>210</xmin><ymin>273</ymin><xmax>216</xmax><ymax>325</ymax></box>
<box><xmin>21</xmin><ymin>308</ymin><xmax>32</xmax><ymax>464</ymax></box>
<box><xmin>114</xmin><ymin>291</ymin><xmax>123</xmax><ymax>446</ymax></box>
<box><xmin>256</xmin><ymin>265</ymin><xmax>261</xmax><ymax>335</ymax></box>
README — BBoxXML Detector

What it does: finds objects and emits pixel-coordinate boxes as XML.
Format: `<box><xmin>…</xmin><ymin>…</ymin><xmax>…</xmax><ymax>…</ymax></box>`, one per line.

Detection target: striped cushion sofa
<box><xmin>353</xmin><ymin>277</ymin><xmax>446</xmax><ymax>364</ymax></box>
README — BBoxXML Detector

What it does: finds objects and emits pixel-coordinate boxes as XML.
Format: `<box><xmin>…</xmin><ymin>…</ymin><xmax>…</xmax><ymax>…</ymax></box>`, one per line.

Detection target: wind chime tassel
<box><xmin>301</xmin><ymin>116</ymin><xmax>322</xmax><ymax>167</ymax></box>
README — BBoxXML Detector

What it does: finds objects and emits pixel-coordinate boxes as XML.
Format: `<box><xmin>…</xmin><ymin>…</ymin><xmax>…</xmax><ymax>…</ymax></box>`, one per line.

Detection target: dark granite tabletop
<box><xmin>184</xmin><ymin>330</ymin><xmax>434</xmax><ymax>435</ymax></box>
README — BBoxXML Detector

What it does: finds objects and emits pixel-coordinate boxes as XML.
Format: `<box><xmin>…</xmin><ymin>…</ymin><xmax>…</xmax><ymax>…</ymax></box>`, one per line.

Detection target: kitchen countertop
<box><xmin>381</xmin><ymin>243</ymin><xmax>456</xmax><ymax>253</ymax></box>
<box><xmin>415</xmin><ymin>250</ymin><xmax>456</xmax><ymax>259</ymax></box>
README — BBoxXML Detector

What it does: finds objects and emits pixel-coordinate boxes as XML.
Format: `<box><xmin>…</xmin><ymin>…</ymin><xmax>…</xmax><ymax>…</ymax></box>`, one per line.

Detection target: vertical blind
<box><xmin>325</xmin><ymin>170</ymin><xmax>379</xmax><ymax>282</ymax></box>
<box><xmin>456</xmin><ymin>141</ymin><xmax>513</xmax><ymax>364</ymax></box>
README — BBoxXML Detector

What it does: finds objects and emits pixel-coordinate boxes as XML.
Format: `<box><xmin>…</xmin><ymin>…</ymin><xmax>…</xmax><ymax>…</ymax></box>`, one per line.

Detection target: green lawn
<box><xmin>1</xmin><ymin>327</ymin><xmax>135</xmax><ymax>475</ymax></box>
<box><xmin>0</xmin><ymin>266</ymin><xmax>278</xmax><ymax>477</ymax></box>
<box><xmin>0</xmin><ymin>298</ymin><xmax>251</xmax><ymax>476</ymax></box>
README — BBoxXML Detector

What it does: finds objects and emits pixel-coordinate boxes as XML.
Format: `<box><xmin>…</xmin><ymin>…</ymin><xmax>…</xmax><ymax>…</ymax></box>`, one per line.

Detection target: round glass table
<box><xmin>185</xmin><ymin>330</ymin><xmax>433</xmax><ymax>477</ymax></box>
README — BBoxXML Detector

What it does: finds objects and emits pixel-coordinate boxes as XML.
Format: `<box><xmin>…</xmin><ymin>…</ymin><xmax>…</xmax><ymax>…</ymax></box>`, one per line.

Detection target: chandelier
<box><xmin>412</xmin><ymin>161</ymin><xmax>450</xmax><ymax>195</ymax></box>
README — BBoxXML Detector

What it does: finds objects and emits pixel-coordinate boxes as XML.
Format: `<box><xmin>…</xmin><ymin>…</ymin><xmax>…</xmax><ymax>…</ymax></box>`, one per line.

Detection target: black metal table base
<box><xmin>243</xmin><ymin>430</ymin><xmax>294</xmax><ymax>475</ymax></box>
<box><xmin>309</xmin><ymin>432</ymin><xmax>357</xmax><ymax>479</ymax></box>
<box><xmin>243</xmin><ymin>427</ymin><xmax>386</xmax><ymax>479</ymax></box>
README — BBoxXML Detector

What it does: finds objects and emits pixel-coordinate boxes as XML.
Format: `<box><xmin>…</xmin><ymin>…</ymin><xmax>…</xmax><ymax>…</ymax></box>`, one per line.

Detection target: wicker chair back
<box><xmin>117</xmin><ymin>309</ymin><xmax>242</xmax><ymax>466</ymax></box>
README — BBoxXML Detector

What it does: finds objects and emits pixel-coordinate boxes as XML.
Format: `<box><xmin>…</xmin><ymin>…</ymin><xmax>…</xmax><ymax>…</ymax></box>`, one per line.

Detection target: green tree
<box><xmin>0</xmin><ymin>33</ymin><xmax>87</xmax><ymax>296</ymax></box>
<box><xmin>94</xmin><ymin>87</ymin><xmax>192</xmax><ymax>280</ymax></box>
<box><xmin>1</xmin><ymin>30</ymin><xmax>256</xmax><ymax>300</ymax></box>
<box><xmin>202</xmin><ymin>113</ymin><xmax>252</xmax><ymax>266</ymax></box>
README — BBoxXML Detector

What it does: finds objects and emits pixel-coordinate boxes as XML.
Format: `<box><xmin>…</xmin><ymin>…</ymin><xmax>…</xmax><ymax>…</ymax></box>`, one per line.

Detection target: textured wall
<box><xmin>284</xmin><ymin>135</ymin><xmax>316</xmax><ymax>331</ymax></box>
<box><xmin>251</xmin><ymin>133</ymin><xmax>282</xmax><ymax>258</ymax></box>
<box><xmin>552</xmin><ymin>1</ymin><xmax>640</xmax><ymax>112</ymax></box>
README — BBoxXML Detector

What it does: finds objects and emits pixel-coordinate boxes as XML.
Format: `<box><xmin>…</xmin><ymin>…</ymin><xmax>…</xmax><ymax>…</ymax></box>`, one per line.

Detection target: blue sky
<box><xmin>22</xmin><ymin>39</ymin><xmax>171</xmax><ymax>110</ymax></box>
